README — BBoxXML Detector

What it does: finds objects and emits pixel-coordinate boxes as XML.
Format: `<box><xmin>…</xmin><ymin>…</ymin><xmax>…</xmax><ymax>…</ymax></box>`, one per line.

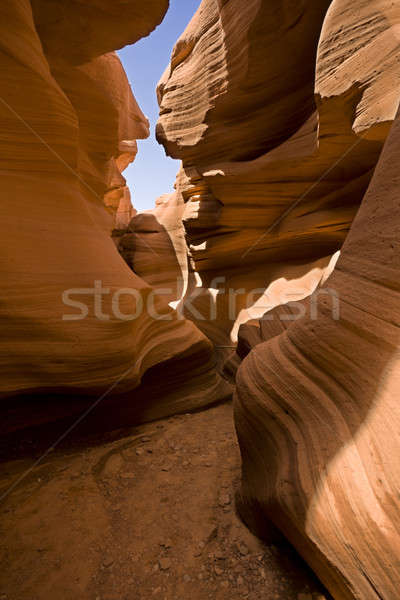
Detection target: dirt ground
<box><xmin>0</xmin><ymin>403</ymin><xmax>329</xmax><ymax>600</ymax></box>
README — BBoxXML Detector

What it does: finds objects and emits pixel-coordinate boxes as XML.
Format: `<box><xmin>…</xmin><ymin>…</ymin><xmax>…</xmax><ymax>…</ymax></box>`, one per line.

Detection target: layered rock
<box><xmin>0</xmin><ymin>0</ymin><xmax>230</xmax><ymax>435</ymax></box>
<box><xmin>235</xmin><ymin>108</ymin><xmax>400</xmax><ymax>600</ymax></box>
<box><xmin>156</xmin><ymin>0</ymin><xmax>400</xmax><ymax>359</ymax></box>
<box><xmin>154</xmin><ymin>1</ymin><xmax>400</xmax><ymax>598</ymax></box>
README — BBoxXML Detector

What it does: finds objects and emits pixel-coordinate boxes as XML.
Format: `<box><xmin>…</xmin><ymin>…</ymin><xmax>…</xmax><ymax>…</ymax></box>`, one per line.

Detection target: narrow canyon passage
<box><xmin>0</xmin><ymin>405</ymin><xmax>329</xmax><ymax>600</ymax></box>
<box><xmin>1</xmin><ymin>1</ymin><xmax>399</xmax><ymax>600</ymax></box>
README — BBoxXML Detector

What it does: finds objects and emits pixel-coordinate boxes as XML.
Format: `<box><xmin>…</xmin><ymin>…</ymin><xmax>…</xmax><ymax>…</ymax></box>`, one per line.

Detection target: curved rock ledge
<box><xmin>0</xmin><ymin>0</ymin><xmax>230</xmax><ymax>434</ymax></box>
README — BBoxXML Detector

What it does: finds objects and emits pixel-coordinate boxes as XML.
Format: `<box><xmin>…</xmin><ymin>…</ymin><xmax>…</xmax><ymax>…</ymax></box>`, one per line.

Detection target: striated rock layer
<box><xmin>0</xmin><ymin>0</ymin><xmax>230</xmax><ymax>435</ymax></box>
<box><xmin>235</xmin><ymin>108</ymin><xmax>400</xmax><ymax>600</ymax></box>
<box><xmin>156</xmin><ymin>0</ymin><xmax>400</xmax><ymax>361</ymax></box>
<box><xmin>154</xmin><ymin>0</ymin><xmax>400</xmax><ymax>598</ymax></box>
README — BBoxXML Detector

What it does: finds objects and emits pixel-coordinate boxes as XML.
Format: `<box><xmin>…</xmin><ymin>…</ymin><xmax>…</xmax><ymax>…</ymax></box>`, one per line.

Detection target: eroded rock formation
<box><xmin>155</xmin><ymin>0</ymin><xmax>400</xmax><ymax>366</ymax></box>
<box><xmin>0</xmin><ymin>0</ymin><xmax>230</xmax><ymax>435</ymax></box>
<box><xmin>2</xmin><ymin>0</ymin><xmax>400</xmax><ymax>597</ymax></box>
<box><xmin>154</xmin><ymin>1</ymin><xmax>400</xmax><ymax>598</ymax></box>
<box><xmin>235</xmin><ymin>108</ymin><xmax>400</xmax><ymax>599</ymax></box>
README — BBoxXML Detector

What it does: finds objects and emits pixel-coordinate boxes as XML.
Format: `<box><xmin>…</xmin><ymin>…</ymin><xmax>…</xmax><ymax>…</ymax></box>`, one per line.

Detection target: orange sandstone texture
<box><xmin>0</xmin><ymin>0</ymin><xmax>229</xmax><ymax>433</ymax></box>
<box><xmin>235</xmin><ymin>108</ymin><xmax>400</xmax><ymax>600</ymax></box>
<box><xmin>156</xmin><ymin>0</ymin><xmax>400</xmax><ymax>358</ymax></box>
<box><xmin>155</xmin><ymin>0</ymin><xmax>400</xmax><ymax>598</ymax></box>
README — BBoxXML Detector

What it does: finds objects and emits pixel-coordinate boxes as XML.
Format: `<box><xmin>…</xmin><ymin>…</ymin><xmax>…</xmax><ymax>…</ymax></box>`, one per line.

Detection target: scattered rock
<box><xmin>103</xmin><ymin>558</ymin><xmax>114</xmax><ymax>568</ymax></box>
<box><xmin>238</xmin><ymin>543</ymin><xmax>249</xmax><ymax>556</ymax></box>
<box><xmin>218</xmin><ymin>492</ymin><xmax>231</xmax><ymax>507</ymax></box>
<box><xmin>120</xmin><ymin>473</ymin><xmax>135</xmax><ymax>480</ymax></box>
<box><xmin>102</xmin><ymin>454</ymin><xmax>123</xmax><ymax>477</ymax></box>
<box><xmin>159</xmin><ymin>558</ymin><xmax>171</xmax><ymax>571</ymax></box>
<box><xmin>183</xmin><ymin>574</ymin><xmax>191</xmax><ymax>583</ymax></box>
<box><xmin>214</xmin><ymin>565</ymin><xmax>224</xmax><ymax>576</ymax></box>
<box><xmin>135</xmin><ymin>448</ymin><xmax>145</xmax><ymax>456</ymax></box>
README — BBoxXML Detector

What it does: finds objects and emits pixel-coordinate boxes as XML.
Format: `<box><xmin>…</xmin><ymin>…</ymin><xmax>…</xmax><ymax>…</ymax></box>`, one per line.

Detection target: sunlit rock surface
<box><xmin>0</xmin><ymin>0</ymin><xmax>230</xmax><ymax>435</ymax></box>
<box><xmin>156</xmin><ymin>0</ymin><xmax>400</xmax><ymax>358</ymax></box>
<box><xmin>235</xmin><ymin>109</ymin><xmax>400</xmax><ymax>600</ymax></box>
<box><xmin>155</xmin><ymin>0</ymin><xmax>400</xmax><ymax>598</ymax></box>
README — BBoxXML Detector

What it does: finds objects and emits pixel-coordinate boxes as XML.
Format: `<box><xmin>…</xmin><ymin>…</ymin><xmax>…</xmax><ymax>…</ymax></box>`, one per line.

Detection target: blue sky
<box><xmin>118</xmin><ymin>0</ymin><xmax>201</xmax><ymax>211</ymax></box>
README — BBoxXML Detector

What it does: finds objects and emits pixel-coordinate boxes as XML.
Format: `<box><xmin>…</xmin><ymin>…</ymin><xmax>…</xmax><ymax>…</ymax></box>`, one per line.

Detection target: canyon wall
<box><xmin>235</xmin><ymin>108</ymin><xmax>400</xmax><ymax>599</ymax></box>
<box><xmin>0</xmin><ymin>0</ymin><xmax>230</xmax><ymax>436</ymax></box>
<box><xmin>153</xmin><ymin>0</ymin><xmax>400</xmax><ymax>371</ymax></box>
<box><xmin>154</xmin><ymin>0</ymin><xmax>400</xmax><ymax>598</ymax></box>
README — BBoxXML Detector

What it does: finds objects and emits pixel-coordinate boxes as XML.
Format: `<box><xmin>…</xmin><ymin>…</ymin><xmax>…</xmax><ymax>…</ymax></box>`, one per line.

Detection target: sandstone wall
<box><xmin>0</xmin><ymin>0</ymin><xmax>230</xmax><ymax>435</ymax></box>
<box><xmin>154</xmin><ymin>1</ymin><xmax>400</xmax><ymax>597</ymax></box>
<box><xmin>155</xmin><ymin>0</ymin><xmax>400</xmax><ymax>364</ymax></box>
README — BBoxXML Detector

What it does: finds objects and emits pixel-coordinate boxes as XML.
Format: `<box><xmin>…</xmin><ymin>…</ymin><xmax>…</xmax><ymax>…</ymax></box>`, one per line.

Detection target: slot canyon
<box><xmin>0</xmin><ymin>1</ymin><xmax>399</xmax><ymax>599</ymax></box>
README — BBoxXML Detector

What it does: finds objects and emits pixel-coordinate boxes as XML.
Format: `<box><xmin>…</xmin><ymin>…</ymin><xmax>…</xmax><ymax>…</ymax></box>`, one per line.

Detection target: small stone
<box><xmin>159</xmin><ymin>540</ymin><xmax>172</xmax><ymax>549</ymax></box>
<box><xmin>205</xmin><ymin>462</ymin><xmax>213</xmax><ymax>468</ymax></box>
<box><xmin>120</xmin><ymin>473</ymin><xmax>135</xmax><ymax>479</ymax></box>
<box><xmin>237</xmin><ymin>576</ymin><xmax>244</xmax><ymax>586</ymax></box>
<box><xmin>161</xmin><ymin>464</ymin><xmax>171</xmax><ymax>472</ymax></box>
<box><xmin>103</xmin><ymin>558</ymin><xmax>114</xmax><ymax>568</ymax></box>
<box><xmin>152</xmin><ymin>588</ymin><xmax>162</xmax><ymax>595</ymax></box>
<box><xmin>197</xmin><ymin>574</ymin><xmax>204</xmax><ymax>580</ymax></box>
<box><xmin>159</xmin><ymin>558</ymin><xmax>171</xmax><ymax>571</ymax></box>
<box><xmin>135</xmin><ymin>448</ymin><xmax>145</xmax><ymax>456</ymax></box>
<box><xmin>214</xmin><ymin>549</ymin><xmax>225</xmax><ymax>560</ymax></box>
<box><xmin>239</xmin><ymin>543</ymin><xmax>249</xmax><ymax>556</ymax></box>
<box><xmin>214</xmin><ymin>566</ymin><xmax>224</xmax><ymax>576</ymax></box>
<box><xmin>259</xmin><ymin>567</ymin><xmax>266</xmax><ymax>579</ymax></box>
<box><xmin>141</xmin><ymin>436</ymin><xmax>151</xmax><ymax>442</ymax></box>
<box><xmin>183</xmin><ymin>575</ymin><xmax>191</xmax><ymax>583</ymax></box>
<box><xmin>218</xmin><ymin>493</ymin><xmax>231</xmax><ymax>507</ymax></box>
<box><xmin>103</xmin><ymin>453</ymin><xmax>123</xmax><ymax>477</ymax></box>
<box><xmin>152</xmin><ymin>564</ymin><xmax>159</xmax><ymax>573</ymax></box>
<box><xmin>221</xmin><ymin>581</ymin><xmax>229</xmax><ymax>589</ymax></box>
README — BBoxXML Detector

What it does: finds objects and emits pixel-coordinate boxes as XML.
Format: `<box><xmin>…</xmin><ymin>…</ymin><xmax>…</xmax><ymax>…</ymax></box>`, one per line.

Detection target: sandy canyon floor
<box><xmin>0</xmin><ymin>403</ymin><xmax>330</xmax><ymax>600</ymax></box>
